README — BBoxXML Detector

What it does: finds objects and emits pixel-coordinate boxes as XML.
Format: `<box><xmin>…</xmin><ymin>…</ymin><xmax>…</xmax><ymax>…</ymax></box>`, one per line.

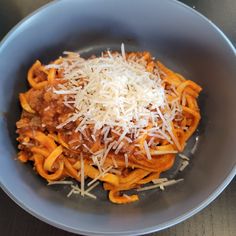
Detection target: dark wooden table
<box><xmin>0</xmin><ymin>1</ymin><xmax>235</xmax><ymax>235</ymax></box>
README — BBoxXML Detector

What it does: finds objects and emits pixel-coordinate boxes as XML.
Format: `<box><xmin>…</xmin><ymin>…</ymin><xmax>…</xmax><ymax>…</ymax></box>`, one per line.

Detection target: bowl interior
<box><xmin>0</xmin><ymin>0</ymin><xmax>235</xmax><ymax>235</ymax></box>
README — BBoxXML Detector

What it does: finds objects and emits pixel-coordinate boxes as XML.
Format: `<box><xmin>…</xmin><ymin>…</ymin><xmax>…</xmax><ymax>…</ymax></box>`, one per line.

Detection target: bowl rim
<box><xmin>0</xmin><ymin>0</ymin><xmax>235</xmax><ymax>235</ymax></box>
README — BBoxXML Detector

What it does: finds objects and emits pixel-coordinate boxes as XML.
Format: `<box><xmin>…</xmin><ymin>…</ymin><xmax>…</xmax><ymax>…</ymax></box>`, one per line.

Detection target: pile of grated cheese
<box><xmin>38</xmin><ymin>45</ymin><xmax>194</xmax><ymax>201</ymax></box>
<box><xmin>51</xmin><ymin>44</ymin><xmax>182</xmax><ymax>147</ymax></box>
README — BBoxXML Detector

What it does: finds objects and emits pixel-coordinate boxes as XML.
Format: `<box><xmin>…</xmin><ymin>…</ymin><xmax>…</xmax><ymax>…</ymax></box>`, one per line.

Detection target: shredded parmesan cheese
<box><xmin>114</xmin><ymin>141</ymin><xmax>125</xmax><ymax>154</ymax></box>
<box><xmin>87</xmin><ymin>166</ymin><xmax>113</xmax><ymax>187</ymax></box>
<box><xmin>100</xmin><ymin>141</ymin><xmax>116</xmax><ymax>165</ymax></box>
<box><xmin>150</xmin><ymin>150</ymin><xmax>178</xmax><ymax>155</ymax></box>
<box><xmin>80</xmin><ymin>154</ymin><xmax>85</xmax><ymax>196</ymax></box>
<box><xmin>70</xmin><ymin>185</ymin><xmax>97</xmax><ymax>199</ymax></box>
<box><xmin>179</xmin><ymin>160</ymin><xmax>189</xmax><ymax>172</ymax></box>
<box><xmin>179</xmin><ymin>153</ymin><xmax>190</xmax><ymax>161</ymax></box>
<box><xmin>47</xmin><ymin>44</ymin><xmax>187</xmax><ymax>162</ymax></box>
<box><xmin>48</xmin><ymin>181</ymin><xmax>73</xmax><ymax>185</ymax></box>
<box><xmin>123</xmin><ymin>194</ymin><xmax>131</xmax><ymax>200</ymax></box>
<box><xmin>121</xmin><ymin>43</ymin><xmax>126</xmax><ymax>60</ymax></box>
<box><xmin>67</xmin><ymin>188</ymin><xmax>75</xmax><ymax>198</ymax></box>
<box><xmin>111</xmin><ymin>155</ymin><xmax>118</xmax><ymax>168</ymax></box>
<box><xmin>109</xmin><ymin>169</ymin><xmax>122</xmax><ymax>175</ymax></box>
<box><xmin>191</xmin><ymin>136</ymin><xmax>199</xmax><ymax>154</ymax></box>
<box><xmin>124</xmin><ymin>153</ymin><xmax>129</xmax><ymax>168</ymax></box>
<box><xmin>137</xmin><ymin>178</ymin><xmax>184</xmax><ymax>192</ymax></box>
<box><xmin>143</xmin><ymin>140</ymin><xmax>152</xmax><ymax>160</ymax></box>
<box><xmin>84</xmin><ymin>181</ymin><xmax>99</xmax><ymax>195</ymax></box>
<box><xmin>159</xmin><ymin>185</ymin><xmax>165</xmax><ymax>191</ymax></box>
<box><xmin>53</xmin><ymin>46</ymin><xmax>167</xmax><ymax>136</ymax></box>
<box><xmin>152</xmin><ymin>178</ymin><xmax>168</xmax><ymax>184</ymax></box>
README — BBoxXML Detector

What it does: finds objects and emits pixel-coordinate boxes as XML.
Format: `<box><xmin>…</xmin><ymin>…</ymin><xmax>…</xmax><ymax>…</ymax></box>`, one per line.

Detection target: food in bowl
<box><xmin>16</xmin><ymin>44</ymin><xmax>202</xmax><ymax>204</ymax></box>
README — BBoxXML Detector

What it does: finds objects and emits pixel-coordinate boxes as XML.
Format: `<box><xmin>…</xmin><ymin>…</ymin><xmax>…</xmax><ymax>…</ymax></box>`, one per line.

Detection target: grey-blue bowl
<box><xmin>0</xmin><ymin>0</ymin><xmax>235</xmax><ymax>235</ymax></box>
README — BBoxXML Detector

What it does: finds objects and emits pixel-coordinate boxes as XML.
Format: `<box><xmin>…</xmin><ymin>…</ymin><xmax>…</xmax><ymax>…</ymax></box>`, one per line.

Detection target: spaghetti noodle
<box><xmin>16</xmin><ymin>45</ymin><xmax>202</xmax><ymax>204</ymax></box>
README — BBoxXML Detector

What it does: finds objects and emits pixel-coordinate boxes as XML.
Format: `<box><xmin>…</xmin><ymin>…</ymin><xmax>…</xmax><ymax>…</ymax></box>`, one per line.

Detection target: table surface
<box><xmin>0</xmin><ymin>0</ymin><xmax>235</xmax><ymax>236</ymax></box>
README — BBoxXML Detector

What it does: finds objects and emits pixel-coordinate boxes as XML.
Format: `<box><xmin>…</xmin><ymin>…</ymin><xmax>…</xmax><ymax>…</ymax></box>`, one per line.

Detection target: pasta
<box><xmin>16</xmin><ymin>45</ymin><xmax>202</xmax><ymax>204</ymax></box>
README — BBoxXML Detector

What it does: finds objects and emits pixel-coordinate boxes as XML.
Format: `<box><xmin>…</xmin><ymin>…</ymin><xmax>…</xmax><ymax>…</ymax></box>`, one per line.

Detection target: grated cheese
<box><xmin>91</xmin><ymin>134</ymin><xmax>96</xmax><ymax>142</ymax></box>
<box><xmin>179</xmin><ymin>160</ymin><xmax>189</xmax><ymax>172</ymax></box>
<box><xmin>87</xmin><ymin>166</ymin><xmax>113</xmax><ymax>187</ymax></box>
<box><xmin>124</xmin><ymin>153</ymin><xmax>129</xmax><ymax>168</ymax></box>
<box><xmin>152</xmin><ymin>178</ymin><xmax>168</xmax><ymax>184</ymax></box>
<box><xmin>143</xmin><ymin>140</ymin><xmax>152</xmax><ymax>160</ymax></box>
<box><xmin>123</xmin><ymin>194</ymin><xmax>131</xmax><ymax>200</ymax></box>
<box><xmin>82</xmin><ymin>144</ymin><xmax>93</xmax><ymax>153</ymax></box>
<box><xmin>159</xmin><ymin>185</ymin><xmax>165</xmax><ymax>191</ymax></box>
<box><xmin>147</xmin><ymin>137</ymin><xmax>155</xmax><ymax>146</ymax></box>
<box><xmin>121</xmin><ymin>43</ymin><xmax>126</xmax><ymax>60</ymax></box>
<box><xmin>117</xmin><ymin>129</ymin><xmax>128</xmax><ymax>143</ymax></box>
<box><xmin>150</xmin><ymin>150</ymin><xmax>178</xmax><ymax>155</ymax></box>
<box><xmin>191</xmin><ymin>136</ymin><xmax>199</xmax><ymax>154</ymax></box>
<box><xmin>48</xmin><ymin>45</ymin><xmax>187</xmax><ymax>162</ymax></box>
<box><xmin>91</xmin><ymin>155</ymin><xmax>102</xmax><ymax>173</ymax></box>
<box><xmin>47</xmin><ymin>180</ymin><xmax>73</xmax><ymax>185</ymax></box>
<box><xmin>67</xmin><ymin>188</ymin><xmax>75</xmax><ymax>198</ymax></box>
<box><xmin>44</xmin><ymin>106</ymin><xmax>50</xmax><ymax>111</ymax></box>
<box><xmin>179</xmin><ymin>153</ymin><xmax>190</xmax><ymax>161</ymax></box>
<box><xmin>137</xmin><ymin>178</ymin><xmax>184</xmax><ymax>192</ymax></box>
<box><xmin>109</xmin><ymin>169</ymin><xmax>122</xmax><ymax>175</ymax></box>
<box><xmin>80</xmin><ymin>154</ymin><xmax>85</xmax><ymax>196</ymax></box>
<box><xmin>84</xmin><ymin>181</ymin><xmax>99</xmax><ymax>195</ymax></box>
<box><xmin>103</xmin><ymin>127</ymin><xmax>110</xmax><ymax>142</ymax></box>
<box><xmin>70</xmin><ymin>185</ymin><xmax>97</xmax><ymax>199</ymax></box>
<box><xmin>54</xmin><ymin>47</ymin><xmax>166</xmax><ymax>134</ymax></box>
<box><xmin>161</xmin><ymin>178</ymin><xmax>184</xmax><ymax>187</ymax></box>
<box><xmin>124</xmin><ymin>136</ymin><xmax>132</xmax><ymax>143</ymax></box>
<box><xmin>114</xmin><ymin>141</ymin><xmax>125</xmax><ymax>154</ymax></box>
<box><xmin>22</xmin><ymin>142</ymin><xmax>34</xmax><ymax>147</ymax></box>
<box><xmin>100</xmin><ymin>141</ymin><xmax>116</xmax><ymax>166</ymax></box>
<box><xmin>111</xmin><ymin>155</ymin><xmax>118</xmax><ymax>168</ymax></box>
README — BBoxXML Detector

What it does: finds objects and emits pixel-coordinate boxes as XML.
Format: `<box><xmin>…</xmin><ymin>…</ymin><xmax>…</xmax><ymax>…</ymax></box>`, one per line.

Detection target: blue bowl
<box><xmin>0</xmin><ymin>0</ymin><xmax>235</xmax><ymax>235</ymax></box>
